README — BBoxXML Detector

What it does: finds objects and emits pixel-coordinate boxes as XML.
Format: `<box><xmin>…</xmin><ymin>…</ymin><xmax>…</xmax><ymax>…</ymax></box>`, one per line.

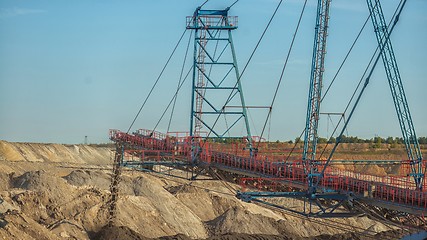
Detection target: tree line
<box><xmin>291</xmin><ymin>136</ymin><xmax>427</xmax><ymax>145</ymax></box>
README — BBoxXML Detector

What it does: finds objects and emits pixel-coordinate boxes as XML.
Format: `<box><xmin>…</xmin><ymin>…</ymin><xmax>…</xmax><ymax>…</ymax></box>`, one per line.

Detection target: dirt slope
<box><xmin>0</xmin><ymin>141</ymin><xmax>401</xmax><ymax>239</ymax></box>
<box><xmin>0</xmin><ymin>140</ymin><xmax>111</xmax><ymax>165</ymax></box>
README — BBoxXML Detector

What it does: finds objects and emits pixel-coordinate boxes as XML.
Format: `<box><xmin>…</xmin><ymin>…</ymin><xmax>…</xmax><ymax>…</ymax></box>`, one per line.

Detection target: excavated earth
<box><xmin>0</xmin><ymin>140</ymin><xmax>413</xmax><ymax>239</ymax></box>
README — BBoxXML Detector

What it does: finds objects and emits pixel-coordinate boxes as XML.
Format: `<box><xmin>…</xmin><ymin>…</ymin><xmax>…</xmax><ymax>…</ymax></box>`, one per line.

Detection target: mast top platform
<box><xmin>186</xmin><ymin>8</ymin><xmax>238</xmax><ymax>30</ymax></box>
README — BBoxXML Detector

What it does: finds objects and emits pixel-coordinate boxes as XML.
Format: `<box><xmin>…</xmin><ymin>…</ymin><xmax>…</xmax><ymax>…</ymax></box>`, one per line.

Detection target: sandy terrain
<box><xmin>0</xmin><ymin>140</ymin><xmax>410</xmax><ymax>239</ymax></box>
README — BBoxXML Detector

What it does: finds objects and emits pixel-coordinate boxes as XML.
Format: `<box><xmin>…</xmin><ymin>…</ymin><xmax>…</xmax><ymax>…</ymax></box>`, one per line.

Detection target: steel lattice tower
<box><xmin>367</xmin><ymin>0</ymin><xmax>424</xmax><ymax>189</ymax></box>
<box><xmin>187</xmin><ymin>8</ymin><xmax>252</xmax><ymax>148</ymax></box>
<box><xmin>303</xmin><ymin>0</ymin><xmax>331</xmax><ymax>191</ymax></box>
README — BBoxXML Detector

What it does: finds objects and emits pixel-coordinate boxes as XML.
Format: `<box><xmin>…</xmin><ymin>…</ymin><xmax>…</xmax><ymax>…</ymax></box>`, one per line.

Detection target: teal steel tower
<box><xmin>187</xmin><ymin>8</ymin><xmax>252</xmax><ymax>150</ymax></box>
<box><xmin>366</xmin><ymin>0</ymin><xmax>424</xmax><ymax>190</ymax></box>
<box><xmin>303</xmin><ymin>0</ymin><xmax>331</xmax><ymax>191</ymax></box>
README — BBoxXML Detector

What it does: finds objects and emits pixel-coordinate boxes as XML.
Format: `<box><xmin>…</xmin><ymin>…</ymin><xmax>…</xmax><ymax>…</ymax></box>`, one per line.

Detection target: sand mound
<box><xmin>159</xmin><ymin>233</ymin><xmax>193</xmax><ymax>240</ymax></box>
<box><xmin>311</xmin><ymin>232</ymin><xmax>361</xmax><ymax>240</ymax></box>
<box><xmin>0</xmin><ymin>166</ymin><xmax>396</xmax><ymax>240</ymax></box>
<box><xmin>116</xmin><ymin>176</ymin><xmax>209</xmax><ymax>239</ymax></box>
<box><xmin>1</xmin><ymin>213</ymin><xmax>60</xmax><ymax>240</ymax></box>
<box><xmin>10</xmin><ymin>170</ymin><xmax>109</xmax><ymax>231</ymax></box>
<box><xmin>64</xmin><ymin>169</ymin><xmax>164</xmax><ymax>196</ymax></box>
<box><xmin>0</xmin><ymin>140</ymin><xmax>111</xmax><ymax>165</ymax></box>
<box><xmin>12</xmin><ymin>170</ymin><xmax>73</xmax><ymax>201</ymax></box>
<box><xmin>207</xmin><ymin>233</ymin><xmax>291</xmax><ymax>240</ymax></box>
<box><xmin>0</xmin><ymin>141</ymin><xmax>23</xmax><ymax>161</ymax></box>
<box><xmin>0</xmin><ymin>140</ymin><xmax>405</xmax><ymax>239</ymax></box>
<box><xmin>207</xmin><ymin>206</ymin><xmax>281</xmax><ymax>235</ymax></box>
<box><xmin>0</xmin><ymin>198</ymin><xmax>20</xmax><ymax>215</ymax></box>
<box><xmin>64</xmin><ymin>169</ymin><xmax>111</xmax><ymax>190</ymax></box>
<box><xmin>49</xmin><ymin>220</ymin><xmax>89</xmax><ymax>239</ymax></box>
<box><xmin>173</xmin><ymin>184</ymin><xmax>243</xmax><ymax>222</ymax></box>
<box><xmin>171</xmin><ymin>182</ymin><xmax>284</xmax><ymax>221</ymax></box>
<box><xmin>0</xmin><ymin>172</ymin><xmax>12</xmax><ymax>191</ymax></box>
<box><xmin>92</xmin><ymin>224</ymin><xmax>148</xmax><ymax>240</ymax></box>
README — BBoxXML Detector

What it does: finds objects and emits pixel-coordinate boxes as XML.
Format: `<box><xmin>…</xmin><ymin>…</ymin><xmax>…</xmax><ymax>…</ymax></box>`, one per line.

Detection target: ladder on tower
<box><xmin>195</xmin><ymin>28</ymin><xmax>208</xmax><ymax>136</ymax></box>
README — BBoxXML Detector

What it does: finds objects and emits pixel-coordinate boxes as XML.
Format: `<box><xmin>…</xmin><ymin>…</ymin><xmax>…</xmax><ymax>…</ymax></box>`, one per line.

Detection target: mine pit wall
<box><xmin>0</xmin><ymin>140</ymin><xmax>423</xmax><ymax>239</ymax></box>
<box><xmin>0</xmin><ymin>140</ymin><xmax>112</xmax><ymax>165</ymax></box>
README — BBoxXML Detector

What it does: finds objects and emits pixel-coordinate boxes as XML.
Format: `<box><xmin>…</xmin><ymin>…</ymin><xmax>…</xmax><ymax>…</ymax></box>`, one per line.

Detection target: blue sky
<box><xmin>0</xmin><ymin>0</ymin><xmax>426</xmax><ymax>144</ymax></box>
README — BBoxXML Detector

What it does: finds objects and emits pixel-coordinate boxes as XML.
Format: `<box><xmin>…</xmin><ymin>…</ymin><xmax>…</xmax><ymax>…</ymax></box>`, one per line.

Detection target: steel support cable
<box><xmin>256</xmin><ymin>0</ymin><xmax>308</xmax><ymax>150</ymax></box>
<box><xmin>146</xmin><ymin>171</ymin><xmax>235</xmax><ymax>197</ymax></box>
<box><xmin>151</xmin><ymin>66</ymin><xmax>194</xmax><ymax>133</ymax></box>
<box><xmin>320</xmin><ymin>11</ymin><xmax>372</xmax><ymax>103</ymax></box>
<box><xmin>229</xmin><ymin>0</ymin><xmax>239</xmax><ymax>9</ymax></box>
<box><xmin>317</xmin><ymin>4</ymin><xmax>379</xmax><ymax>160</ymax></box>
<box><xmin>285</xmin><ymin>129</ymin><xmax>305</xmax><ymax>162</ymax></box>
<box><xmin>153</xmin><ymin>166</ymin><xmax>396</xmax><ymax>239</ymax></box>
<box><xmin>352</xmin><ymin>200</ymin><xmax>411</xmax><ymax>233</ymax></box>
<box><xmin>251</xmin><ymin>200</ymin><xmax>388</xmax><ymax>239</ymax></box>
<box><xmin>317</xmin><ymin>0</ymin><xmax>405</xmax><ymax>161</ymax></box>
<box><xmin>375</xmin><ymin>0</ymin><xmax>423</xmax><ymax>187</ymax></box>
<box><xmin>208</xmin><ymin>30</ymin><xmax>221</xmax><ymax>78</ymax></box>
<box><xmin>267</xmin><ymin>110</ymin><xmax>272</xmax><ymax>141</ymax></box>
<box><xmin>353</xmin><ymin>200</ymin><xmax>426</xmax><ymax>233</ymax></box>
<box><xmin>129</xmin><ymin>1</ymin><xmax>211</xmax><ymax>134</ymax></box>
<box><xmin>167</xmin><ymin>31</ymin><xmax>194</xmax><ymax>133</ymax></box>
<box><xmin>318</xmin><ymin>55</ymin><xmax>379</xmax><ymax>159</ymax></box>
<box><xmin>320</xmin><ymin>0</ymin><xmax>407</xmax><ymax>177</ymax></box>
<box><xmin>169</xmin><ymin>22</ymin><xmax>222</xmax><ymax>134</ymax></box>
<box><xmin>126</xmin><ymin>29</ymin><xmax>188</xmax><ymax>133</ymax></box>
<box><xmin>198</xmin><ymin>0</ymin><xmax>284</xmax><ymax>150</ymax></box>
<box><xmin>193</xmin><ymin>20</ymin><xmax>223</xmax><ymax>136</ymax></box>
<box><xmin>248</xmin><ymin>109</ymin><xmax>259</xmax><ymax>137</ymax></box>
<box><xmin>284</xmin><ymin>0</ymin><xmax>397</xmax><ymax>161</ymax></box>
<box><xmin>144</xmin><ymin>164</ymin><xmax>402</xmax><ymax>237</ymax></box>
<box><xmin>200</xmin><ymin>0</ymin><xmax>209</xmax><ymax>8</ymax></box>
<box><xmin>286</xmin><ymin>0</ymin><xmax>382</xmax><ymax>162</ymax></box>
<box><xmin>224</xmin><ymin>115</ymin><xmax>230</xmax><ymax>138</ymax></box>
<box><xmin>209</xmin><ymin>30</ymin><xmax>226</xmax><ymax>135</ymax></box>
<box><xmin>209</xmin><ymin>169</ymin><xmax>238</xmax><ymax>194</ymax></box>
